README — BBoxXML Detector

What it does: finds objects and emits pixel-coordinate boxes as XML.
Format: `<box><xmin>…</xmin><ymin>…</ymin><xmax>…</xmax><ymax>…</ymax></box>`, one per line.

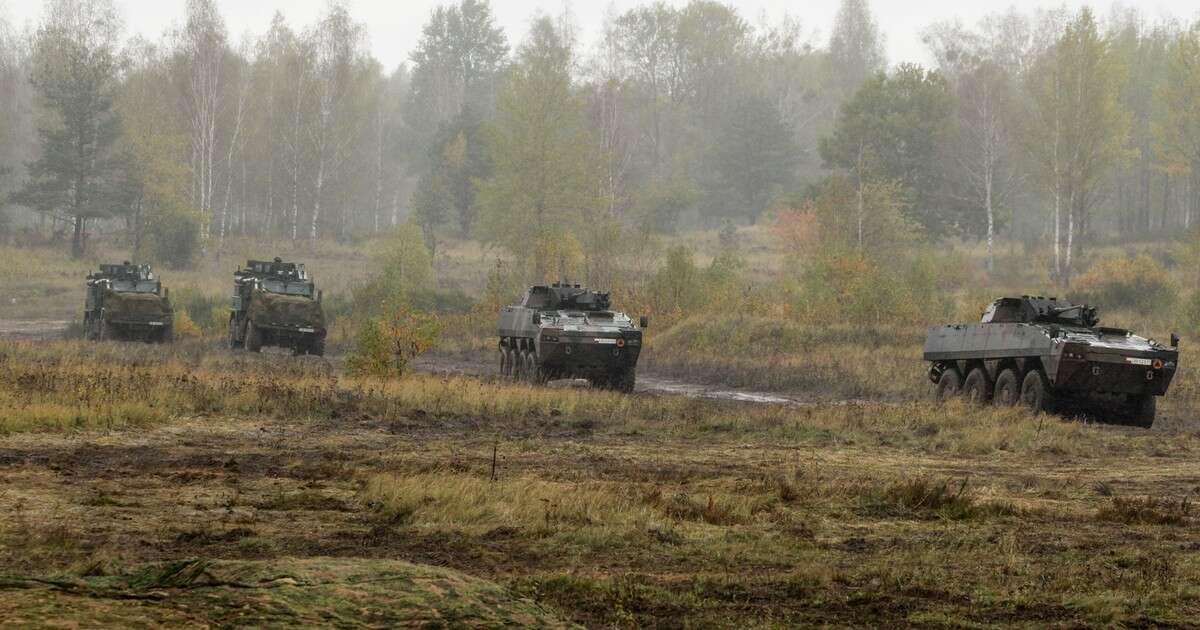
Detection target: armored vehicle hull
<box><xmin>229</xmin><ymin>259</ymin><xmax>326</xmax><ymax>356</ymax></box>
<box><xmin>498</xmin><ymin>283</ymin><xmax>644</xmax><ymax>392</ymax></box>
<box><xmin>84</xmin><ymin>263</ymin><xmax>173</xmax><ymax>343</ymax></box>
<box><xmin>925</xmin><ymin>297</ymin><xmax>1178</xmax><ymax>427</ymax></box>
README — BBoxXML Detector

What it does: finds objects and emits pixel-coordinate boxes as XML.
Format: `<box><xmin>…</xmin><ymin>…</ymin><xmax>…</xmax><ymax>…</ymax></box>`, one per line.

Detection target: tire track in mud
<box><xmin>410</xmin><ymin>353</ymin><xmax>834</xmax><ymax>406</ymax></box>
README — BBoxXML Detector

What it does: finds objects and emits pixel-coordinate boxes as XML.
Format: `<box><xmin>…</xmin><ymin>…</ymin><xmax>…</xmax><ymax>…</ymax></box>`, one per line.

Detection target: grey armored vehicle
<box><xmin>84</xmin><ymin>262</ymin><xmax>173</xmax><ymax>343</ymax></box>
<box><xmin>497</xmin><ymin>282</ymin><xmax>646</xmax><ymax>392</ymax></box>
<box><xmin>229</xmin><ymin>258</ymin><xmax>326</xmax><ymax>356</ymax></box>
<box><xmin>924</xmin><ymin>296</ymin><xmax>1179</xmax><ymax>426</ymax></box>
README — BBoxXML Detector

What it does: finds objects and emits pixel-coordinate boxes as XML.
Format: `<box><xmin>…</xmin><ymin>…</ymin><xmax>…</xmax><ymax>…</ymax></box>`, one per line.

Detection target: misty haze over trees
<box><xmin>0</xmin><ymin>0</ymin><xmax>1198</xmax><ymax>290</ymax></box>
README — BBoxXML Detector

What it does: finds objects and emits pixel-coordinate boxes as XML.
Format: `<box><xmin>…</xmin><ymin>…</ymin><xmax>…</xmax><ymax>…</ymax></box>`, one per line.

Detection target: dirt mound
<box><xmin>0</xmin><ymin>558</ymin><xmax>575</xmax><ymax>628</ymax></box>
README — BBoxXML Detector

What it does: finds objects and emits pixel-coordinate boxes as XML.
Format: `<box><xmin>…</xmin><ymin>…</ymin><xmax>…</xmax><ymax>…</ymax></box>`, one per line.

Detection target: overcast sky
<box><xmin>2</xmin><ymin>0</ymin><xmax>1198</xmax><ymax>72</ymax></box>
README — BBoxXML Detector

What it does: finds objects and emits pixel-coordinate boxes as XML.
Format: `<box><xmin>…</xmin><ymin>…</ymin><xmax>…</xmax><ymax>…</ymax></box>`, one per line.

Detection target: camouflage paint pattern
<box><xmin>102</xmin><ymin>290</ymin><xmax>171</xmax><ymax>323</ymax></box>
<box><xmin>246</xmin><ymin>289</ymin><xmax>325</xmax><ymax>330</ymax></box>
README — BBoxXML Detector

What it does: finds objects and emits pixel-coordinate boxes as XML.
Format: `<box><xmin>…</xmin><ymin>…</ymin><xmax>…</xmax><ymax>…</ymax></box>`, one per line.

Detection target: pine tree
<box><xmin>13</xmin><ymin>0</ymin><xmax>126</xmax><ymax>258</ymax></box>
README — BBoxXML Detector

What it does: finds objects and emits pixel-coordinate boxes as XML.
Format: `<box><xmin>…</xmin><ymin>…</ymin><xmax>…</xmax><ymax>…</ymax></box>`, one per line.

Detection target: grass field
<box><xmin>0</xmin><ymin>340</ymin><xmax>1197</xmax><ymax>626</ymax></box>
<box><xmin>1</xmin><ymin>228</ymin><xmax>1199</xmax><ymax>625</ymax></box>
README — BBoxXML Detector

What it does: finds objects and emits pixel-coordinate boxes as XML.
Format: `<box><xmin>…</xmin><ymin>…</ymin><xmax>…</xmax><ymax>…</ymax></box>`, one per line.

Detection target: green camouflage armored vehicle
<box><xmin>498</xmin><ymin>282</ymin><xmax>647</xmax><ymax>392</ymax></box>
<box><xmin>229</xmin><ymin>258</ymin><xmax>326</xmax><ymax>356</ymax></box>
<box><xmin>83</xmin><ymin>262</ymin><xmax>173</xmax><ymax>343</ymax></box>
<box><xmin>924</xmin><ymin>296</ymin><xmax>1179</xmax><ymax>427</ymax></box>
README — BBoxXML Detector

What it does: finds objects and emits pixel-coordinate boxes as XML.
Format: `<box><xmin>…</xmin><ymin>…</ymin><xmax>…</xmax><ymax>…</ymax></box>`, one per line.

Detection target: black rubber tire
<box><xmin>499</xmin><ymin>348</ymin><xmax>509</xmax><ymax>377</ymax></box>
<box><xmin>245</xmin><ymin>320</ymin><xmax>262</xmax><ymax>353</ymax></box>
<box><xmin>160</xmin><ymin>324</ymin><xmax>174</xmax><ymax>344</ymax></box>
<box><xmin>613</xmin><ymin>368</ymin><xmax>636</xmax><ymax>394</ymax></box>
<box><xmin>935</xmin><ymin>368</ymin><xmax>961</xmax><ymax>401</ymax></box>
<box><xmin>98</xmin><ymin>318</ymin><xmax>110</xmax><ymax>341</ymax></box>
<box><xmin>309</xmin><ymin>337</ymin><xmax>326</xmax><ymax>357</ymax></box>
<box><xmin>229</xmin><ymin>316</ymin><xmax>243</xmax><ymax>349</ymax></box>
<box><xmin>514</xmin><ymin>349</ymin><xmax>526</xmax><ymax>381</ymax></box>
<box><xmin>525</xmin><ymin>353</ymin><xmax>537</xmax><ymax>383</ymax></box>
<box><xmin>1129</xmin><ymin>394</ymin><xmax>1156</xmax><ymax>428</ymax></box>
<box><xmin>962</xmin><ymin>368</ymin><xmax>992</xmax><ymax>404</ymax></box>
<box><xmin>533</xmin><ymin>363</ymin><xmax>549</xmax><ymax>385</ymax></box>
<box><xmin>505</xmin><ymin>349</ymin><xmax>516</xmax><ymax>378</ymax></box>
<box><xmin>993</xmin><ymin>369</ymin><xmax>1020</xmax><ymax>406</ymax></box>
<box><xmin>1020</xmin><ymin>370</ymin><xmax>1054</xmax><ymax>414</ymax></box>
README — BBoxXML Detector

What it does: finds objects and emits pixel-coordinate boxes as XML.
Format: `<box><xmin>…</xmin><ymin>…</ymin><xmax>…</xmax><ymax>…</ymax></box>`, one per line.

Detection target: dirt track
<box><xmin>0</xmin><ymin>319</ymin><xmax>70</xmax><ymax>341</ymax></box>
<box><xmin>410</xmin><ymin>352</ymin><xmax>808</xmax><ymax>404</ymax></box>
<box><xmin>0</xmin><ymin>318</ymin><xmax>1187</xmax><ymax>430</ymax></box>
<box><xmin>0</xmin><ymin>318</ymin><xmax>810</xmax><ymax>406</ymax></box>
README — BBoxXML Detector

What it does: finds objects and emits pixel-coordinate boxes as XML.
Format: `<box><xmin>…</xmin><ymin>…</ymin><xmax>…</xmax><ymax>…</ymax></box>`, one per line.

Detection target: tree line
<box><xmin>0</xmin><ymin>0</ymin><xmax>1197</xmax><ymax>287</ymax></box>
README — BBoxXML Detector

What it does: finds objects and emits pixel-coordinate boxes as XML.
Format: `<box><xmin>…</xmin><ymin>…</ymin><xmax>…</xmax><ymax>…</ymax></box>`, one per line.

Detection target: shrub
<box><xmin>345</xmin><ymin>307</ymin><xmax>441</xmax><ymax>377</ymax></box>
<box><xmin>353</xmin><ymin>224</ymin><xmax>435</xmax><ymax>320</ymax></box>
<box><xmin>773</xmin><ymin>203</ymin><xmax>821</xmax><ymax>256</ymax></box>
<box><xmin>173</xmin><ymin>310</ymin><xmax>203</xmax><ymax>339</ymax></box>
<box><xmin>171</xmin><ymin>289</ymin><xmax>226</xmax><ymax>335</ymax></box>
<box><xmin>1072</xmin><ymin>254</ymin><xmax>1177</xmax><ymax>314</ymax></box>
<box><xmin>791</xmin><ymin>246</ymin><xmax>954</xmax><ymax>327</ymax></box>
<box><xmin>1184</xmin><ymin>292</ymin><xmax>1200</xmax><ymax>336</ymax></box>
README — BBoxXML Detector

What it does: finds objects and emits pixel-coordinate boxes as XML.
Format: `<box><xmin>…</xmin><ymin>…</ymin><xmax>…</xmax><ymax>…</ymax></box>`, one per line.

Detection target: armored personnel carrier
<box><xmin>229</xmin><ymin>258</ymin><xmax>326</xmax><ymax>356</ymax></box>
<box><xmin>83</xmin><ymin>262</ymin><xmax>173</xmax><ymax>343</ymax></box>
<box><xmin>497</xmin><ymin>282</ymin><xmax>647</xmax><ymax>392</ymax></box>
<box><xmin>924</xmin><ymin>296</ymin><xmax>1179</xmax><ymax>426</ymax></box>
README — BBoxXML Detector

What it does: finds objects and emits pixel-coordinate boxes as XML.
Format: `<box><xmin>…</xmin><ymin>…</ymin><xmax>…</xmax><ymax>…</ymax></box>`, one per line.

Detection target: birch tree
<box><xmin>1025</xmin><ymin>8</ymin><xmax>1127</xmax><ymax>286</ymax></box>
<box><xmin>827</xmin><ymin>0</ymin><xmax>885</xmax><ymax>98</ymax></box>
<box><xmin>303</xmin><ymin>3</ymin><xmax>370</xmax><ymax>243</ymax></box>
<box><xmin>926</xmin><ymin>24</ymin><xmax>1022</xmax><ymax>273</ymax></box>
<box><xmin>1159</xmin><ymin>24</ymin><xmax>1200</xmax><ymax>229</ymax></box>
<box><xmin>173</xmin><ymin>0</ymin><xmax>229</xmax><ymax>248</ymax></box>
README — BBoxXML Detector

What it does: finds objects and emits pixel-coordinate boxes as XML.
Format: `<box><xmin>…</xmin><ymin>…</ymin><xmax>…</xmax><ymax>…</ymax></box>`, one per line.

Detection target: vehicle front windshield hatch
<box><xmin>111</xmin><ymin>280</ymin><xmax>160</xmax><ymax>293</ymax></box>
<box><xmin>261</xmin><ymin>279</ymin><xmax>313</xmax><ymax>297</ymax></box>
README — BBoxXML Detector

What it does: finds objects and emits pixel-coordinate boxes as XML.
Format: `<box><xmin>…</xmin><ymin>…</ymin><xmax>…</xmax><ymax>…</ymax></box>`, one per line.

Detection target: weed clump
<box><xmin>860</xmin><ymin>477</ymin><xmax>1014</xmax><ymax>520</ymax></box>
<box><xmin>1095</xmin><ymin>496</ymin><xmax>1191</xmax><ymax>526</ymax></box>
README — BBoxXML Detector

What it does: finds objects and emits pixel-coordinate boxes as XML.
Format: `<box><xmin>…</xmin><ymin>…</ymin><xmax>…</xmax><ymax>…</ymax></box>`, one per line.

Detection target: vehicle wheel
<box><xmin>160</xmin><ymin>324</ymin><xmax>174</xmax><ymax>344</ymax></box>
<box><xmin>533</xmin><ymin>363</ymin><xmax>549</xmax><ymax>385</ymax></box>
<box><xmin>1020</xmin><ymin>370</ymin><xmax>1055</xmax><ymax>414</ymax></box>
<box><xmin>993</xmin><ymin>369</ymin><xmax>1020</xmax><ymax>406</ymax></box>
<box><xmin>934</xmin><ymin>368</ymin><xmax>961</xmax><ymax>401</ymax></box>
<box><xmin>513</xmin><ymin>349</ymin><xmax>526</xmax><ymax>381</ymax></box>
<box><xmin>229</xmin><ymin>316</ymin><xmax>243</xmax><ymax>349</ymax></box>
<box><xmin>499</xmin><ymin>347</ymin><xmax>509</xmax><ymax>377</ymax></box>
<box><xmin>1128</xmin><ymin>394</ymin><xmax>1155</xmax><ymax>428</ymax></box>
<box><xmin>84</xmin><ymin>315</ymin><xmax>94</xmax><ymax>341</ymax></box>
<box><xmin>245</xmin><ymin>320</ymin><xmax>262</xmax><ymax>353</ymax></box>
<box><xmin>525</xmin><ymin>353</ymin><xmax>538</xmax><ymax>383</ymax></box>
<box><xmin>309</xmin><ymin>337</ymin><xmax>326</xmax><ymax>357</ymax></box>
<box><xmin>613</xmin><ymin>368</ymin><xmax>636</xmax><ymax>394</ymax></box>
<box><xmin>962</xmin><ymin>368</ymin><xmax>992</xmax><ymax>404</ymax></box>
<box><xmin>98</xmin><ymin>318</ymin><xmax>110</xmax><ymax>341</ymax></box>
